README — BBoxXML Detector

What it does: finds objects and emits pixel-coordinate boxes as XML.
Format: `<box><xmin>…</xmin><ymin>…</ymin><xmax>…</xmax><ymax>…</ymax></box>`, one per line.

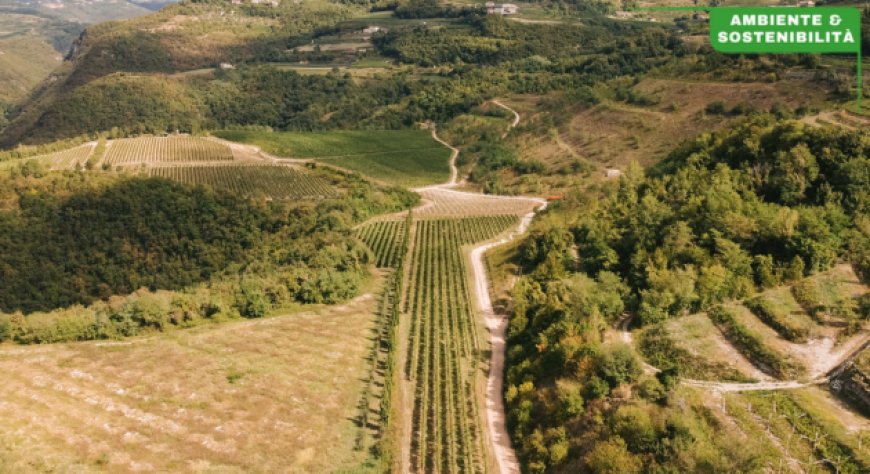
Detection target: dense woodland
<box><xmin>0</xmin><ymin>166</ymin><xmax>415</xmax><ymax>342</ymax></box>
<box><xmin>505</xmin><ymin>118</ymin><xmax>869</xmax><ymax>472</ymax></box>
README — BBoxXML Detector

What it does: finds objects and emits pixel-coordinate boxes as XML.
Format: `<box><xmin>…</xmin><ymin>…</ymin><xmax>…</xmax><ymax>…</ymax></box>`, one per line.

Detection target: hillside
<box><xmin>505</xmin><ymin>117</ymin><xmax>869</xmax><ymax>472</ymax></box>
<box><xmin>0</xmin><ymin>0</ymin><xmax>177</xmax><ymax>108</ymax></box>
<box><xmin>0</xmin><ymin>2</ymin><xmax>696</xmax><ymax>146</ymax></box>
<box><xmin>0</xmin><ymin>36</ymin><xmax>62</xmax><ymax>105</ymax></box>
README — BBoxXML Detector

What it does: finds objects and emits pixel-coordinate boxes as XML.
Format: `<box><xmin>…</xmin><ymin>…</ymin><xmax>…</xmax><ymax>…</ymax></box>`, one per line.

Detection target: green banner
<box><xmin>709</xmin><ymin>7</ymin><xmax>861</xmax><ymax>54</ymax></box>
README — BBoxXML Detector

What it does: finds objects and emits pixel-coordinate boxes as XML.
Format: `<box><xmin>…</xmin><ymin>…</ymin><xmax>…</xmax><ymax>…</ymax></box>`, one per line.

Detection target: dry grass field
<box><xmin>564</xmin><ymin>79</ymin><xmax>829</xmax><ymax>168</ymax></box>
<box><xmin>0</xmin><ymin>291</ymin><xmax>382</xmax><ymax>473</ymax></box>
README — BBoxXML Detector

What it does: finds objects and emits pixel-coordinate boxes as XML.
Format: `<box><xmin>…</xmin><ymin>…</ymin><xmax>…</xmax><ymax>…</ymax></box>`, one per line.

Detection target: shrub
<box><xmin>744</xmin><ymin>297</ymin><xmax>810</xmax><ymax>342</ymax></box>
<box><xmin>595</xmin><ymin>344</ymin><xmax>642</xmax><ymax>388</ymax></box>
<box><xmin>237</xmin><ymin>281</ymin><xmax>271</xmax><ymax>318</ymax></box>
<box><xmin>791</xmin><ymin>279</ymin><xmax>824</xmax><ymax>319</ymax></box>
<box><xmin>705</xmin><ymin>100</ymin><xmax>726</xmax><ymax>115</ymax></box>
<box><xmin>16</xmin><ymin>307</ymin><xmax>100</xmax><ymax>344</ymax></box>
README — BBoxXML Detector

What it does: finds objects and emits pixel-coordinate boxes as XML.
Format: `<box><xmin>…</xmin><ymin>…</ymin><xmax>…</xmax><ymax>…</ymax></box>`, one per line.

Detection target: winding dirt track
<box><xmin>432</xmin><ymin>101</ymin><xmax>543</xmax><ymax>474</ymax></box>
<box><xmin>490</xmin><ymin>100</ymin><xmax>521</xmax><ymax>138</ymax></box>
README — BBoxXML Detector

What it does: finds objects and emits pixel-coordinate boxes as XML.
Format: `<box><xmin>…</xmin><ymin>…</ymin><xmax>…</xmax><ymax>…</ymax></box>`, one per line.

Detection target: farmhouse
<box><xmin>485</xmin><ymin>2</ymin><xmax>518</xmax><ymax>15</ymax></box>
<box><xmin>604</xmin><ymin>168</ymin><xmax>622</xmax><ymax>178</ymax></box>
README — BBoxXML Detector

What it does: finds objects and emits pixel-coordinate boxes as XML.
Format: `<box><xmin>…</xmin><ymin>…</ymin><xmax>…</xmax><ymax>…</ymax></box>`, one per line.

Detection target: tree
<box><xmin>612</xmin><ymin>404</ymin><xmax>658</xmax><ymax>452</ymax></box>
<box><xmin>595</xmin><ymin>344</ymin><xmax>642</xmax><ymax>388</ymax></box>
<box><xmin>583</xmin><ymin>437</ymin><xmax>643</xmax><ymax>474</ymax></box>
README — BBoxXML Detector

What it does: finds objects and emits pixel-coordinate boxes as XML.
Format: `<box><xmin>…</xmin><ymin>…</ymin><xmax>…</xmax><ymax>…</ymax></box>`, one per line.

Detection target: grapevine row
<box><xmin>105</xmin><ymin>137</ymin><xmax>234</xmax><ymax>165</ymax></box>
<box><xmin>405</xmin><ymin>215</ymin><xmax>518</xmax><ymax>473</ymax></box>
<box><xmin>150</xmin><ymin>164</ymin><xmax>338</xmax><ymax>200</ymax></box>
<box><xmin>356</xmin><ymin>220</ymin><xmax>408</xmax><ymax>268</ymax></box>
<box><xmin>356</xmin><ymin>212</ymin><xmax>413</xmax><ymax>468</ymax></box>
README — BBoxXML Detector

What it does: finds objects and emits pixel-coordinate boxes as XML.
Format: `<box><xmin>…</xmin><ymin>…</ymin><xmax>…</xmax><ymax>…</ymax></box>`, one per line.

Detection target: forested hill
<box><xmin>0</xmin><ymin>0</ymin><xmax>178</xmax><ymax>110</ymax></box>
<box><xmin>0</xmin><ymin>164</ymin><xmax>414</xmax><ymax>320</ymax></box>
<box><xmin>505</xmin><ymin>117</ymin><xmax>869</xmax><ymax>472</ymax></box>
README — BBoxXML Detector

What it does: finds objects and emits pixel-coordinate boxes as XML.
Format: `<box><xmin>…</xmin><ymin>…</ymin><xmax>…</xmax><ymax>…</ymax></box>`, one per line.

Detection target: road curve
<box><xmin>490</xmin><ymin>100</ymin><xmax>521</xmax><ymax>138</ymax></box>
<box><xmin>420</xmin><ymin>128</ymin><xmax>459</xmax><ymax>189</ymax></box>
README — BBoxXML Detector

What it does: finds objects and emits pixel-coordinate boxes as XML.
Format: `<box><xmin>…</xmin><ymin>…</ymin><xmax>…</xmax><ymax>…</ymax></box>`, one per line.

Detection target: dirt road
<box><xmin>465</xmin><ymin>101</ymin><xmax>545</xmax><ymax>474</ymax></box>
<box><xmin>490</xmin><ymin>100</ymin><xmax>521</xmax><ymax>138</ymax></box>
<box><xmin>469</xmin><ymin>204</ymin><xmax>545</xmax><ymax>474</ymax></box>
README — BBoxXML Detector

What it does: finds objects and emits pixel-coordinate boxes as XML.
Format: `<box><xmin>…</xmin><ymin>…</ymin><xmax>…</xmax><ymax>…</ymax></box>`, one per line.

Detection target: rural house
<box><xmin>485</xmin><ymin>2</ymin><xmax>519</xmax><ymax>15</ymax></box>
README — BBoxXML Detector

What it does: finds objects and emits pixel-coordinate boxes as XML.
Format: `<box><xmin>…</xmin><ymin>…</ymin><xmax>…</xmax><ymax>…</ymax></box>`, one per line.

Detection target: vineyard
<box><xmin>725</xmin><ymin>389</ymin><xmax>870</xmax><ymax>473</ymax></box>
<box><xmin>416</xmin><ymin>188</ymin><xmax>542</xmax><ymax>218</ymax></box>
<box><xmin>104</xmin><ymin>137</ymin><xmax>235</xmax><ymax>165</ymax></box>
<box><xmin>150</xmin><ymin>164</ymin><xmax>338</xmax><ymax>200</ymax></box>
<box><xmin>404</xmin><ymin>215</ymin><xmax>518</xmax><ymax>473</ymax></box>
<box><xmin>41</xmin><ymin>143</ymin><xmax>96</xmax><ymax>170</ymax></box>
<box><xmin>356</xmin><ymin>220</ymin><xmax>408</xmax><ymax>268</ymax></box>
<box><xmin>214</xmin><ymin>129</ymin><xmax>452</xmax><ymax>188</ymax></box>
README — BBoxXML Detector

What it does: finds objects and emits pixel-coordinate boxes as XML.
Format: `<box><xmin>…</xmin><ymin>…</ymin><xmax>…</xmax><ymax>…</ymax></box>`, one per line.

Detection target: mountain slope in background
<box><xmin>0</xmin><ymin>0</ymin><xmax>178</xmax><ymax>106</ymax></box>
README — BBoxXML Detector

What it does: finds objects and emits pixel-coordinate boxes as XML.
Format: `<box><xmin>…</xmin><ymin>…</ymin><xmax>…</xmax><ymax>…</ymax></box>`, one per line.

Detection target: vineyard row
<box><xmin>150</xmin><ymin>164</ymin><xmax>338</xmax><ymax>200</ymax></box>
<box><xmin>404</xmin><ymin>215</ymin><xmax>518</xmax><ymax>474</ymax></box>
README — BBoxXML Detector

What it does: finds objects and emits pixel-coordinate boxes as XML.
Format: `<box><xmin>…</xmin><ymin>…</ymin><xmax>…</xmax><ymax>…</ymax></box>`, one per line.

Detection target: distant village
<box><xmin>611</xmin><ymin>0</ymin><xmax>814</xmax><ymax>22</ymax></box>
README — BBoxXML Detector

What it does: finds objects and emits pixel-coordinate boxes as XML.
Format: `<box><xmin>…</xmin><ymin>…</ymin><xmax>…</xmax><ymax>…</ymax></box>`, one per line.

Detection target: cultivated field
<box><xmin>404</xmin><ymin>216</ymin><xmax>518</xmax><ymax>473</ymax></box>
<box><xmin>215</xmin><ymin>130</ymin><xmax>452</xmax><ymax>187</ymax></box>
<box><xmin>43</xmin><ymin>143</ymin><xmax>97</xmax><ymax>170</ymax></box>
<box><xmin>0</xmin><ymin>293</ymin><xmax>382</xmax><ymax>473</ymax></box>
<box><xmin>150</xmin><ymin>163</ymin><xmax>338</xmax><ymax>200</ymax></box>
<box><xmin>413</xmin><ymin>189</ymin><xmax>543</xmax><ymax>219</ymax></box>
<box><xmin>724</xmin><ymin>388</ymin><xmax>869</xmax><ymax>473</ymax></box>
<box><xmin>357</xmin><ymin>219</ymin><xmax>409</xmax><ymax>268</ymax></box>
<box><xmin>104</xmin><ymin>137</ymin><xmax>236</xmax><ymax>165</ymax></box>
<box><xmin>30</xmin><ymin>143</ymin><xmax>98</xmax><ymax>171</ymax></box>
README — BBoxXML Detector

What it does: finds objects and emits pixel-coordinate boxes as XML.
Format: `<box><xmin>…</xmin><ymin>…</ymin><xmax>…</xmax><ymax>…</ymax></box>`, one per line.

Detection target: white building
<box><xmin>485</xmin><ymin>2</ymin><xmax>518</xmax><ymax>15</ymax></box>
